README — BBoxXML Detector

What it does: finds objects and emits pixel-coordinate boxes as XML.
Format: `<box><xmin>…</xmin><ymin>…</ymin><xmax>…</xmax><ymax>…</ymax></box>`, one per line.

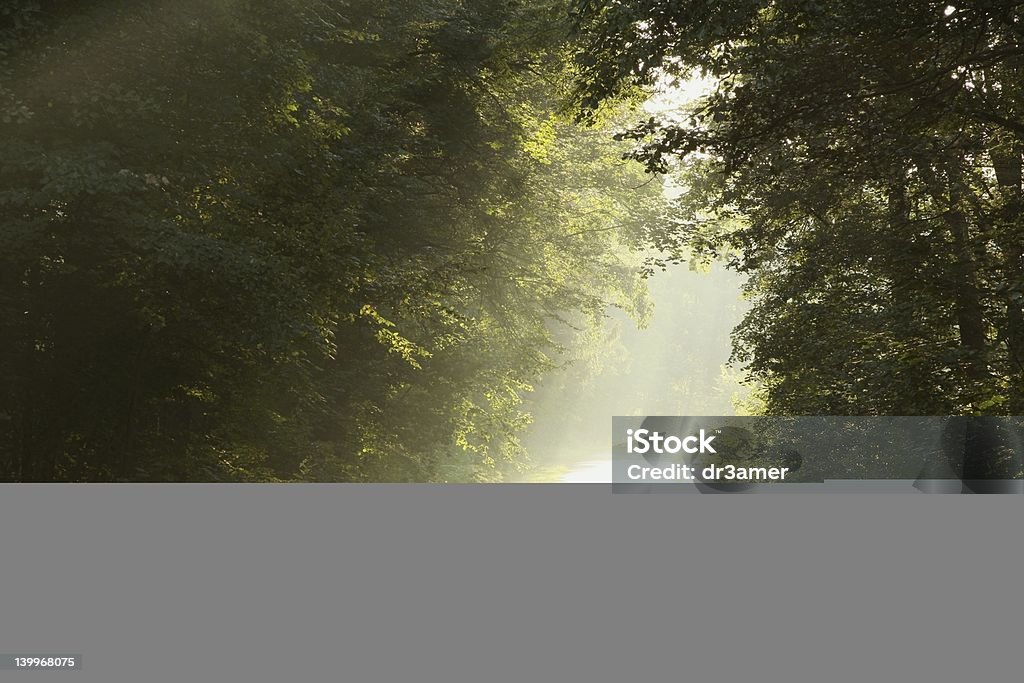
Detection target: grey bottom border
<box><xmin>1</xmin><ymin>484</ymin><xmax>1022</xmax><ymax>683</ymax></box>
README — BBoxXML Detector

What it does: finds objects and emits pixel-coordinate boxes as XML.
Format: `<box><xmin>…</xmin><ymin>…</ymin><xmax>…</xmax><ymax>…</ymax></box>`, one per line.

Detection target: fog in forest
<box><xmin>520</xmin><ymin>263</ymin><xmax>748</xmax><ymax>477</ymax></box>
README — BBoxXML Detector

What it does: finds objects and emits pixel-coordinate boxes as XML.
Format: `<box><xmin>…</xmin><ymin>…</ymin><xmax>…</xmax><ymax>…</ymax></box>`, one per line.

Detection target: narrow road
<box><xmin>560</xmin><ymin>459</ymin><xmax>612</xmax><ymax>483</ymax></box>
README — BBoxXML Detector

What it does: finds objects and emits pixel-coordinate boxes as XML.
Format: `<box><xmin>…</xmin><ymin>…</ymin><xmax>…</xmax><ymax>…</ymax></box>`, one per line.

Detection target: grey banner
<box><xmin>2</xmin><ymin>485</ymin><xmax>1023</xmax><ymax>682</ymax></box>
<box><xmin>612</xmin><ymin>416</ymin><xmax>1024</xmax><ymax>493</ymax></box>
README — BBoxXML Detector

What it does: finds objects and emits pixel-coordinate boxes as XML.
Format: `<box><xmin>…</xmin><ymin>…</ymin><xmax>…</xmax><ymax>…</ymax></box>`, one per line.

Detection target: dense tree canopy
<box><xmin>0</xmin><ymin>0</ymin><xmax>664</xmax><ymax>481</ymax></box>
<box><xmin>6</xmin><ymin>0</ymin><xmax>1020</xmax><ymax>482</ymax></box>
<box><xmin>572</xmin><ymin>0</ymin><xmax>1024</xmax><ymax>415</ymax></box>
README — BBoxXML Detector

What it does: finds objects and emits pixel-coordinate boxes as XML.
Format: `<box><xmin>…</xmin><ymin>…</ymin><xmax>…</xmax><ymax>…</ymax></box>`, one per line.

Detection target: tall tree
<box><xmin>572</xmin><ymin>0</ymin><xmax>1024</xmax><ymax>415</ymax></box>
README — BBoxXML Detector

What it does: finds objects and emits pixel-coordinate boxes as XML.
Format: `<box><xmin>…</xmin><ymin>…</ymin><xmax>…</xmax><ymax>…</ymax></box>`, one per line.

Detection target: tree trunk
<box><xmin>990</xmin><ymin>142</ymin><xmax>1024</xmax><ymax>413</ymax></box>
<box><xmin>916</xmin><ymin>157</ymin><xmax>989</xmax><ymax>403</ymax></box>
<box><xmin>944</xmin><ymin>205</ymin><xmax>988</xmax><ymax>385</ymax></box>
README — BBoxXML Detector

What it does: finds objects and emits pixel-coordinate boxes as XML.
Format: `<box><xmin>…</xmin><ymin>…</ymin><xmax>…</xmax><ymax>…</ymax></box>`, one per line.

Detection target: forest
<box><xmin>1</xmin><ymin>0</ymin><xmax>1022</xmax><ymax>481</ymax></box>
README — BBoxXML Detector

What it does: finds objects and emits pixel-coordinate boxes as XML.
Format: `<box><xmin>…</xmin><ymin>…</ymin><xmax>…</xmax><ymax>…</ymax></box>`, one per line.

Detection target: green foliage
<box><xmin>573</xmin><ymin>0</ymin><xmax>1024</xmax><ymax>416</ymax></box>
<box><xmin>0</xmin><ymin>0</ymin><xmax>662</xmax><ymax>480</ymax></box>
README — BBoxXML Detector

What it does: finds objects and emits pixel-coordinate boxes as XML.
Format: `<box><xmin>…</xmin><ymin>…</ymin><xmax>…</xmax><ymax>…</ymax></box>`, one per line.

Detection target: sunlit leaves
<box><xmin>572</xmin><ymin>0</ymin><xmax>1024</xmax><ymax>416</ymax></box>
